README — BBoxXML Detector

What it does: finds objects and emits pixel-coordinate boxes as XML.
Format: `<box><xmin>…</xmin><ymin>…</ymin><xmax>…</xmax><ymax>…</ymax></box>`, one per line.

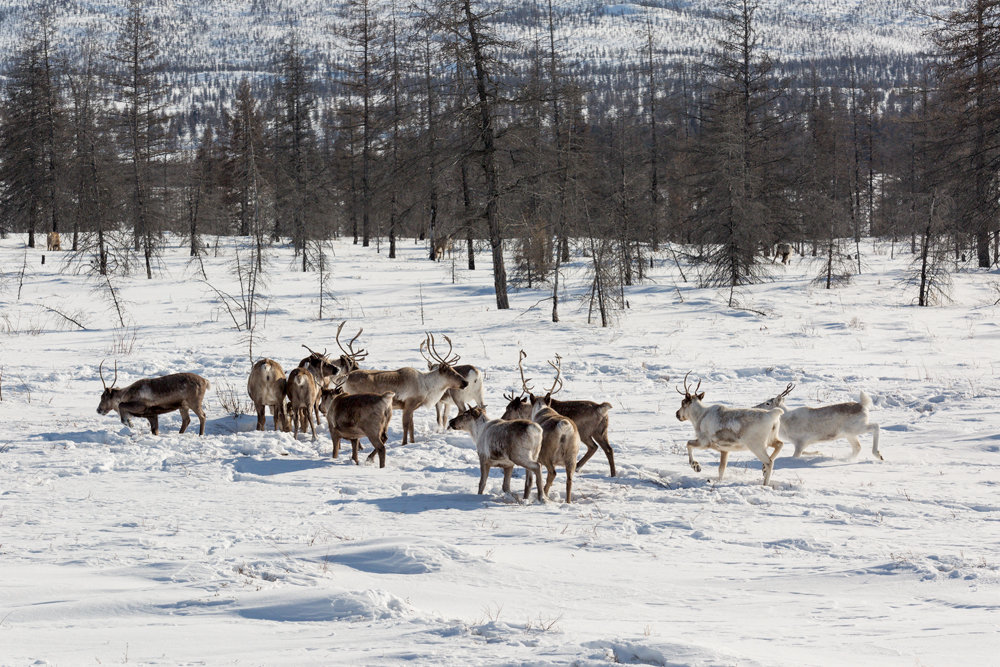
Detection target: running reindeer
<box><xmin>502</xmin><ymin>351</ymin><xmax>616</xmax><ymax>477</ymax></box>
<box><xmin>339</xmin><ymin>333</ymin><xmax>468</xmax><ymax>444</ymax></box>
<box><xmin>676</xmin><ymin>372</ymin><xmax>784</xmax><ymax>485</ymax></box>
<box><xmin>755</xmin><ymin>383</ymin><xmax>883</xmax><ymax>460</ymax></box>
<box><xmin>96</xmin><ymin>361</ymin><xmax>210</xmax><ymax>436</ymax></box>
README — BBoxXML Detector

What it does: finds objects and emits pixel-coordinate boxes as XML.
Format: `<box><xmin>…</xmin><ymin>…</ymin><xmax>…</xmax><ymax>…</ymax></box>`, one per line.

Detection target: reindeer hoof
<box><xmin>690</xmin><ymin>462</ymin><xmax>701</xmax><ymax>473</ymax></box>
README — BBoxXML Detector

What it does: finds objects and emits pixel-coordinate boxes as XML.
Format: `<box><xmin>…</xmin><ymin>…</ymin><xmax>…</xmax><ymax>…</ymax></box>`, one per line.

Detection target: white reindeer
<box><xmin>676</xmin><ymin>373</ymin><xmax>784</xmax><ymax>485</ymax></box>
<box><xmin>756</xmin><ymin>383</ymin><xmax>882</xmax><ymax>460</ymax></box>
<box><xmin>448</xmin><ymin>406</ymin><xmax>545</xmax><ymax>502</ymax></box>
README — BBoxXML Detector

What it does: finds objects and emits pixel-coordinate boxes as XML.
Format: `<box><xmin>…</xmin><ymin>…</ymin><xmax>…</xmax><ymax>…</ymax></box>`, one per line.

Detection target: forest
<box><xmin>1</xmin><ymin>0</ymin><xmax>998</xmax><ymax>320</ymax></box>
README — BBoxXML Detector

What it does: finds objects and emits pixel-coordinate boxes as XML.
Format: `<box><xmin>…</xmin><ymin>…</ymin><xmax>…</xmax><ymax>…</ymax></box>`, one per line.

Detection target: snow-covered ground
<box><xmin>1</xmin><ymin>235</ymin><xmax>998</xmax><ymax>665</ymax></box>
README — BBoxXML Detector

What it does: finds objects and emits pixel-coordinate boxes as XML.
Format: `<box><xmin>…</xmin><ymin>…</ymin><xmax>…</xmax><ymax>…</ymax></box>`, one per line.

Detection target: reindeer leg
<box><xmin>717</xmin><ymin>451</ymin><xmax>729</xmax><ymax>480</ymax></box>
<box><xmin>595</xmin><ymin>432</ymin><xmax>616</xmax><ymax>477</ymax></box>
<box><xmin>501</xmin><ymin>466</ymin><xmax>514</xmax><ymax>493</ymax></box>
<box><xmin>747</xmin><ymin>442</ymin><xmax>774</xmax><ymax>486</ymax></box>
<box><xmin>147</xmin><ymin>414</ymin><xmax>159</xmax><ymax>435</ymax></box>
<box><xmin>255</xmin><ymin>404</ymin><xmax>266</xmax><ymax>431</ymax></box>
<box><xmin>523</xmin><ymin>470</ymin><xmax>532</xmax><ymax>500</ymax></box>
<box><xmin>543</xmin><ymin>463</ymin><xmax>557</xmax><ymax>497</ymax></box>
<box><xmin>868</xmin><ymin>423</ymin><xmax>882</xmax><ymax>460</ymax></box>
<box><xmin>352</xmin><ymin>439</ymin><xmax>361</xmax><ymax>464</ymax></box>
<box><xmin>687</xmin><ymin>440</ymin><xmax>702</xmax><ymax>473</ymax></box>
<box><xmin>179</xmin><ymin>407</ymin><xmax>191</xmax><ymax>434</ymax></box>
<box><xmin>530</xmin><ymin>462</ymin><xmax>545</xmax><ymax>503</ymax></box>
<box><xmin>576</xmin><ymin>440</ymin><xmax>599</xmax><ymax>471</ymax></box>
<box><xmin>478</xmin><ymin>460</ymin><xmax>490</xmax><ymax>494</ymax></box>
<box><xmin>195</xmin><ymin>403</ymin><xmax>207</xmax><ymax>436</ymax></box>
<box><xmin>847</xmin><ymin>436</ymin><xmax>862</xmax><ymax>460</ymax></box>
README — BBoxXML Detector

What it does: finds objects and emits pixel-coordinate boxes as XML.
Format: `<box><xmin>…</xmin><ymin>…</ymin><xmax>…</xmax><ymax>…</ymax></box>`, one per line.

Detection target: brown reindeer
<box><xmin>525</xmin><ymin>396</ymin><xmax>581</xmax><ymax>503</ymax></box>
<box><xmin>502</xmin><ymin>352</ymin><xmax>616</xmax><ymax>477</ymax></box>
<box><xmin>299</xmin><ymin>321</ymin><xmax>369</xmax><ymax>386</ymax></box>
<box><xmin>432</xmin><ymin>234</ymin><xmax>454</xmax><ymax>261</ymax></box>
<box><xmin>96</xmin><ymin>361</ymin><xmax>209</xmax><ymax>435</ymax></box>
<box><xmin>285</xmin><ymin>367</ymin><xmax>320</xmax><ymax>440</ymax></box>
<box><xmin>319</xmin><ymin>386</ymin><xmax>395</xmax><ymax>467</ymax></box>
<box><xmin>340</xmin><ymin>333</ymin><xmax>468</xmax><ymax>445</ymax></box>
<box><xmin>247</xmin><ymin>359</ymin><xmax>290</xmax><ymax>431</ymax></box>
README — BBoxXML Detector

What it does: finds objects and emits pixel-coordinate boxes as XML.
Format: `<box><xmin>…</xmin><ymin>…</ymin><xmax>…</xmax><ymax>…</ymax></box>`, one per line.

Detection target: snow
<box><xmin>1</xmin><ymin>235</ymin><xmax>999</xmax><ymax>665</ymax></box>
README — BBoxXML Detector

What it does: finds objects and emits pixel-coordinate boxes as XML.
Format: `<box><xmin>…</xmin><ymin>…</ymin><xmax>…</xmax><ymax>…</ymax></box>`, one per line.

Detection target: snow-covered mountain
<box><xmin>0</xmin><ymin>0</ymin><xmax>958</xmax><ymax>85</ymax></box>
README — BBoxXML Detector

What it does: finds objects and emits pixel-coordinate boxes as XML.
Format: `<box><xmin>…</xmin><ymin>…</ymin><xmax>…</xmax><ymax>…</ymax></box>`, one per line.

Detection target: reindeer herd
<box><xmin>94</xmin><ymin>323</ymin><xmax>883</xmax><ymax>502</ymax></box>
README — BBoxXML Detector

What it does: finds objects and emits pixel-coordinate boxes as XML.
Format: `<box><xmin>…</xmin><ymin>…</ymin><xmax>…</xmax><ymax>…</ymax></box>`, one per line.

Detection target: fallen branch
<box><xmin>513</xmin><ymin>295</ymin><xmax>553</xmax><ymax>321</ymax></box>
<box><xmin>38</xmin><ymin>304</ymin><xmax>87</xmax><ymax>330</ymax></box>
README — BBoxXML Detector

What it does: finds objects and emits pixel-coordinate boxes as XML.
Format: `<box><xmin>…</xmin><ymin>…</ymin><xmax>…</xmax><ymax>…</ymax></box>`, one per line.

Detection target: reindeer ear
<box><xmin>696</xmin><ymin>392</ymin><xmax>705</xmax><ymax>400</ymax></box>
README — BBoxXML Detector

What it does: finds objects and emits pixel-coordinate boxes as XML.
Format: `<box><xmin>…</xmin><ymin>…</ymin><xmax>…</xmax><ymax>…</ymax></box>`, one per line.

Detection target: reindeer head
<box><xmin>756</xmin><ymin>383</ymin><xmax>794</xmax><ymax>410</ymax></box>
<box><xmin>96</xmin><ymin>360</ymin><xmax>122</xmax><ymax>415</ymax></box>
<box><xmin>448</xmin><ymin>404</ymin><xmax>486</xmax><ymax>433</ymax></box>
<box><xmin>334</xmin><ymin>321</ymin><xmax>368</xmax><ymax>371</ymax></box>
<box><xmin>502</xmin><ymin>350</ymin><xmax>535</xmax><ymax>418</ymax></box>
<box><xmin>675</xmin><ymin>371</ymin><xmax>705</xmax><ymax>422</ymax></box>
<box><xmin>420</xmin><ymin>333</ymin><xmax>468</xmax><ymax>390</ymax></box>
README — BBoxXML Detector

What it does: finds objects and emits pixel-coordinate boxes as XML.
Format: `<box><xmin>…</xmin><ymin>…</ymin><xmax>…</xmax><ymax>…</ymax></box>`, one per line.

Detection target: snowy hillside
<box><xmin>0</xmin><ymin>0</ymin><xmax>961</xmax><ymax>82</ymax></box>
<box><xmin>1</xmin><ymin>236</ymin><xmax>998</xmax><ymax>664</ymax></box>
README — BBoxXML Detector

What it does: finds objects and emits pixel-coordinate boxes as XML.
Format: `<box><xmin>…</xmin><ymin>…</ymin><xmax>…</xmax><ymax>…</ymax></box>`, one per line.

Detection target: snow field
<box><xmin>1</xmin><ymin>236</ymin><xmax>998</xmax><ymax>665</ymax></box>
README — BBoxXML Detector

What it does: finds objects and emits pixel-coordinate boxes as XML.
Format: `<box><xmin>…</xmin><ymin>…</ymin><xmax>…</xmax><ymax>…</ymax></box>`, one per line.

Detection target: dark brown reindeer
<box><xmin>96</xmin><ymin>361</ymin><xmax>209</xmax><ymax>435</ymax></box>
<box><xmin>318</xmin><ymin>384</ymin><xmax>395</xmax><ymax>467</ymax></box>
<box><xmin>339</xmin><ymin>333</ymin><xmax>468</xmax><ymax>445</ymax></box>
<box><xmin>502</xmin><ymin>351</ymin><xmax>616</xmax><ymax>477</ymax></box>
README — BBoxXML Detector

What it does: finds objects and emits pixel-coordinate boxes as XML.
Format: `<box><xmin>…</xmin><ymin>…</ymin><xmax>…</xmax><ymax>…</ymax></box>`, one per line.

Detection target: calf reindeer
<box><xmin>96</xmin><ymin>361</ymin><xmax>209</xmax><ymax>435</ymax></box>
<box><xmin>340</xmin><ymin>333</ymin><xmax>468</xmax><ymax>444</ymax></box>
<box><xmin>247</xmin><ymin>358</ymin><xmax>290</xmax><ymax>431</ymax></box>
<box><xmin>448</xmin><ymin>405</ymin><xmax>545</xmax><ymax>502</ymax></box>
<box><xmin>46</xmin><ymin>231</ymin><xmax>61</xmax><ymax>251</ymax></box>
<box><xmin>503</xmin><ymin>352</ymin><xmax>616</xmax><ymax>476</ymax></box>
<box><xmin>676</xmin><ymin>373</ymin><xmax>784</xmax><ymax>485</ymax></box>
<box><xmin>319</xmin><ymin>386</ymin><xmax>394</xmax><ymax>467</ymax></box>
<box><xmin>756</xmin><ymin>383</ymin><xmax>882</xmax><ymax>460</ymax></box>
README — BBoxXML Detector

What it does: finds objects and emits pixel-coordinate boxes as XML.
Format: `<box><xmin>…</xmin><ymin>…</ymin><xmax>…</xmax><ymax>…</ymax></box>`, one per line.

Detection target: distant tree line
<box><xmin>1</xmin><ymin>0</ymin><xmax>997</xmax><ymax>318</ymax></box>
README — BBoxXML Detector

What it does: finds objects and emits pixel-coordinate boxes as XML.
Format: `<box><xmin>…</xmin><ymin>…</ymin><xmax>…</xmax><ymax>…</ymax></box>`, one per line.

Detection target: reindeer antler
<box><xmin>779</xmin><ymin>382</ymin><xmax>795</xmax><ymax>399</ymax></box>
<box><xmin>301</xmin><ymin>344</ymin><xmax>330</xmax><ymax>360</ymax></box>
<box><xmin>677</xmin><ymin>370</ymin><xmax>700</xmax><ymax>397</ymax></box>
<box><xmin>546</xmin><ymin>355</ymin><xmax>563</xmax><ymax>396</ymax></box>
<box><xmin>427</xmin><ymin>333</ymin><xmax>460</xmax><ymax>366</ymax></box>
<box><xmin>517</xmin><ymin>349</ymin><xmax>534</xmax><ymax>395</ymax></box>
<box><xmin>99</xmin><ymin>359</ymin><xmax>118</xmax><ymax>390</ymax></box>
<box><xmin>336</xmin><ymin>321</ymin><xmax>368</xmax><ymax>361</ymax></box>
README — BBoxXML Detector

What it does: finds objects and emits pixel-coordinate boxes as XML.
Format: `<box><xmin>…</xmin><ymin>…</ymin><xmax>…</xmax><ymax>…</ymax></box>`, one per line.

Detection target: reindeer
<box><xmin>756</xmin><ymin>383</ymin><xmax>883</xmax><ymax>460</ymax></box>
<box><xmin>285</xmin><ymin>367</ymin><xmax>320</xmax><ymax>441</ymax></box>
<box><xmin>96</xmin><ymin>361</ymin><xmax>209</xmax><ymax>436</ymax></box>
<box><xmin>46</xmin><ymin>231</ymin><xmax>61</xmax><ymax>251</ymax></box>
<box><xmin>339</xmin><ymin>333</ymin><xmax>469</xmax><ymax>445</ymax></box>
<box><xmin>676</xmin><ymin>373</ymin><xmax>784</xmax><ymax>485</ymax></box>
<box><xmin>247</xmin><ymin>358</ymin><xmax>291</xmax><ymax>431</ymax></box>
<box><xmin>773</xmin><ymin>242</ymin><xmax>792</xmax><ymax>265</ymax></box>
<box><xmin>319</xmin><ymin>385</ymin><xmax>395</xmax><ymax>467</ymax></box>
<box><xmin>421</xmin><ymin>344</ymin><xmax>485</xmax><ymax>428</ymax></box>
<box><xmin>502</xmin><ymin>351</ymin><xmax>616</xmax><ymax>477</ymax></box>
<box><xmin>299</xmin><ymin>322</ymin><xmax>369</xmax><ymax>422</ymax></box>
<box><xmin>448</xmin><ymin>405</ymin><xmax>545</xmax><ymax>502</ymax></box>
<box><xmin>299</xmin><ymin>321</ymin><xmax>368</xmax><ymax>386</ymax></box>
<box><xmin>432</xmin><ymin>234</ymin><xmax>454</xmax><ymax>261</ymax></box>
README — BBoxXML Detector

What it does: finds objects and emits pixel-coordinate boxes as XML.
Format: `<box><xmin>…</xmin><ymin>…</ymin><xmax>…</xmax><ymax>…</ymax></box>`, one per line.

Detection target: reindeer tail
<box><xmin>859</xmin><ymin>391</ymin><xmax>872</xmax><ymax>410</ymax></box>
